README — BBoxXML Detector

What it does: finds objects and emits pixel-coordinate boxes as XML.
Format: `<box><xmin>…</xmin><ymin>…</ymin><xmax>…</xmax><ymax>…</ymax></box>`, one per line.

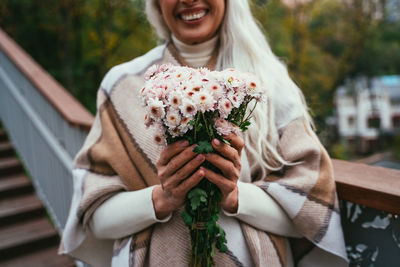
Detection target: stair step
<box><xmin>0</xmin><ymin>142</ymin><xmax>14</xmax><ymax>158</ymax></box>
<box><xmin>0</xmin><ymin>173</ymin><xmax>33</xmax><ymax>197</ymax></box>
<box><xmin>0</xmin><ymin>216</ymin><xmax>58</xmax><ymax>260</ymax></box>
<box><xmin>0</xmin><ymin>157</ymin><xmax>23</xmax><ymax>177</ymax></box>
<box><xmin>0</xmin><ymin>245</ymin><xmax>76</xmax><ymax>267</ymax></box>
<box><xmin>0</xmin><ymin>194</ymin><xmax>44</xmax><ymax>226</ymax></box>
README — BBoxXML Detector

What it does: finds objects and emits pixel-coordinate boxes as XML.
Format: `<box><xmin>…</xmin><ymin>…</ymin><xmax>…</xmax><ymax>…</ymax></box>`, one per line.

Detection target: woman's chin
<box><xmin>176</xmin><ymin>32</ymin><xmax>214</xmax><ymax>45</ymax></box>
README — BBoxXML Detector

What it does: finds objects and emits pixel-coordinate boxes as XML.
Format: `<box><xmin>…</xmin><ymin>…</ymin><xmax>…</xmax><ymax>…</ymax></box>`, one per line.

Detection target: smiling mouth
<box><xmin>179</xmin><ymin>10</ymin><xmax>208</xmax><ymax>21</ymax></box>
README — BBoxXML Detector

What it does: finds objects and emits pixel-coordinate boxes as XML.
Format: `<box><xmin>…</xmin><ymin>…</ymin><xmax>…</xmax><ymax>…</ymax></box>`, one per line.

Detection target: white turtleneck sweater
<box><xmin>171</xmin><ymin>34</ymin><xmax>218</xmax><ymax>67</ymax></box>
<box><xmin>89</xmin><ymin>35</ymin><xmax>299</xmax><ymax>267</ymax></box>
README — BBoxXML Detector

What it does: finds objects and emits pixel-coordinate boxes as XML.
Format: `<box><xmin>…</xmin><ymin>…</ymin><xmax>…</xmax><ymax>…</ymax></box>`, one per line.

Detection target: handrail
<box><xmin>0</xmin><ymin>28</ymin><xmax>94</xmax><ymax>130</ymax></box>
<box><xmin>333</xmin><ymin>159</ymin><xmax>400</xmax><ymax>214</ymax></box>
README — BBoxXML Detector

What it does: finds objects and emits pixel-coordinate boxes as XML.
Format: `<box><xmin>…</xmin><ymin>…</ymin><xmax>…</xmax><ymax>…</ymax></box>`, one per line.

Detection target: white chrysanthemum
<box><xmin>218</xmin><ymin>98</ymin><xmax>233</xmax><ymax>118</ymax></box>
<box><xmin>228</xmin><ymin>92</ymin><xmax>243</xmax><ymax>108</ymax></box>
<box><xmin>246</xmin><ymin>76</ymin><xmax>263</xmax><ymax>99</ymax></box>
<box><xmin>186</xmin><ymin>90</ymin><xmax>197</xmax><ymax>99</ymax></box>
<box><xmin>190</xmin><ymin>79</ymin><xmax>204</xmax><ymax>93</ymax></box>
<box><xmin>152</xmin><ymin>123</ymin><xmax>167</xmax><ymax>148</ymax></box>
<box><xmin>168</xmin><ymin>127</ymin><xmax>183</xmax><ymax>137</ymax></box>
<box><xmin>178</xmin><ymin>116</ymin><xmax>194</xmax><ymax>134</ymax></box>
<box><xmin>168</xmin><ymin>90</ymin><xmax>183</xmax><ymax>109</ymax></box>
<box><xmin>180</xmin><ymin>81</ymin><xmax>191</xmax><ymax>92</ymax></box>
<box><xmin>173</xmin><ymin>68</ymin><xmax>191</xmax><ymax>81</ymax></box>
<box><xmin>148</xmin><ymin>98</ymin><xmax>165</xmax><ymax>120</ymax></box>
<box><xmin>206</xmin><ymin>82</ymin><xmax>224</xmax><ymax>99</ymax></box>
<box><xmin>180</xmin><ymin>98</ymin><xmax>197</xmax><ymax>117</ymax></box>
<box><xmin>165</xmin><ymin>109</ymin><xmax>181</xmax><ymax>127</ymax></box>
<box><xmin>193</xmin><ymin>91</ymin><xmax>215</xmax><ymax>112</ymax></box>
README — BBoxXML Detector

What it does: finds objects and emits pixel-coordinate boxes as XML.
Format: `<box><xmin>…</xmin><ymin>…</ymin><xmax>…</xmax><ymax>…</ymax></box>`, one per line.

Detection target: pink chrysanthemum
<box><xmin>218</xmin><ymin>98</ymin><xmax>233</xmax><ymax>118</ymax></box>
<box><xmin>144</xmin><ymin>64</ymin><xmax>159</xmax><ymax>81</ymax></box>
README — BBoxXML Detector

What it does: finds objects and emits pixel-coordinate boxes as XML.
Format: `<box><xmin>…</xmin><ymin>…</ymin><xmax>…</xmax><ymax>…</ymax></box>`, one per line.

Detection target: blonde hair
<box><xmin>145</xmin><ymin>0</ymin><xmax>314</xmax><ymax>177</ymax></box>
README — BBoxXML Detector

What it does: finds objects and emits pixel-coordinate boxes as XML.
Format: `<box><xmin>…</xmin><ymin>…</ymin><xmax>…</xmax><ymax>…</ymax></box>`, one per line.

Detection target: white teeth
<box><xmin>181</xmin><ymin>10</ymin><xmax>207</xmax><ymax>21</ymax></box>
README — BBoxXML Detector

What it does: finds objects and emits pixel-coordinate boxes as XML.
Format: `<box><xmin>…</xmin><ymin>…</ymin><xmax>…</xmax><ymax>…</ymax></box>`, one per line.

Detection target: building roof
<box><xmin>336</xmin><ymin>75</ymin><xmax>400</xmax><ymax>99</ymax></box>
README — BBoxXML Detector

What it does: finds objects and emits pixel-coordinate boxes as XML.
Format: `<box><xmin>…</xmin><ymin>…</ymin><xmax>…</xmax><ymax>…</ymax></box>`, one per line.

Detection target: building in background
<box><xmin>335</xmin><ymin>75</ymin><xmax>400</xmax><ymax>153</ymax></box>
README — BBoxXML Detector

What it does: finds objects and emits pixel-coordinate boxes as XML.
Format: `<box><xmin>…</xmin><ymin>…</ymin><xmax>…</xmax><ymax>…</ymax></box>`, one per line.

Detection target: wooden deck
<box><xmin>0</xmin><ymin>128</ymin><xmax>75</xmax><ymax>267</ymax></box>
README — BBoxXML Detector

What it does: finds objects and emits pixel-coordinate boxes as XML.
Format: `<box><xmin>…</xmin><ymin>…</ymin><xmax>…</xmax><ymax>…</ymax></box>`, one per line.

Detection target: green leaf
<box><xmin>181</xmin><ymin>210</ymin><xmax>193</xmax><ymax>227</ymax></box>
<box><xmin>185</xmin><ymin>136</ymin><xmax>194</xmax><ymax>145</ymax></box>
<box><xmin>188</xmin><ymin>188</ymin><xmax>208</xmax><ymax>210</ymax></box>
<box><xmin>222</xmin><ymin>139</ymin><xmax>231</xmax><ymax>146</ymax></box>
<box><xmin>215</xmin><ymin>225</ymin><xmax>228</xmax><ymax>252</ymax></box>
<box><xmin>193</xmin><ymin>140</ymin><xmax>213</xmax><ymax>154</ymax></box>
<box><xmin>240</xmin><ymin>121</ymin><xmax>251</xmax><ymax>132</ymax></box>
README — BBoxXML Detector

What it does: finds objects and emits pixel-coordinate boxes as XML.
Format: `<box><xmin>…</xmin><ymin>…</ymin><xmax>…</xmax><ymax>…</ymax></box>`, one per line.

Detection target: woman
<box><xmin>60</xmin><ymin>0</ymin><xmax>348</xmax><ymax>266</ymax></box>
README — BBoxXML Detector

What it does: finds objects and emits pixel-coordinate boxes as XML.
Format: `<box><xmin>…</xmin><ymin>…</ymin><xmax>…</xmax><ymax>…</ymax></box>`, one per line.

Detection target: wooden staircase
<box><xmin>0</xmin><ymin>128</ymin><xmax>75</xmax><ymax>267</ymax></box>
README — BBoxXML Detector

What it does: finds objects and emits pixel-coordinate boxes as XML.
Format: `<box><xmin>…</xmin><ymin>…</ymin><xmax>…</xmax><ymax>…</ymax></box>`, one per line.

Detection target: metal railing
<box><xmin>0</xmin><ymin>28</ymin><xmax>93</xmax><ymax>233</ymax></box>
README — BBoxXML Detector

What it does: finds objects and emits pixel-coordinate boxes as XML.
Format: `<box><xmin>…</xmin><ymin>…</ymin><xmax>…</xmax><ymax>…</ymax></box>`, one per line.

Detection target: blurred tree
<box><xmin>252</xmin><ymin>0</ymin><xmax>400</xmax><ymax>141</ymax></box>
<box><xmin>0</xmin><ymin>0</ymin><xmax>156</xmax><ymax>113</ymax></box>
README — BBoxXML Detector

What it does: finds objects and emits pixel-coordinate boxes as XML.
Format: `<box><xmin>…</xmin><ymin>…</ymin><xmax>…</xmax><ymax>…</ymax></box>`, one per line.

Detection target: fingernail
<box><xmin>213</xmin><ymin>139</ymin><xmax>220</xmax><ymax>146</ymax></box>
<box><xmin>199</xmin><ymin>167</ymin><xmax>204</xmax><ymax>176</ymax></box>
<box><xmin>196</xmin><ymin>154</ymin><xmax>204</xmax><ymax>161</ymax></box>
<box><xmin>182</xmin><ymin>140</ymin><xmax>189</xmax><ymax>147</ymax></box>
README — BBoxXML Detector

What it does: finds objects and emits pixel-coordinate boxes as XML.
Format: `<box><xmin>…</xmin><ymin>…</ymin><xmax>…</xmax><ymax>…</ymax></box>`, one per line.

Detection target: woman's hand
<box><xmin>203</xmin><ymin>133</ymin><xmax>244</xmax><ymax>213</ymax></box>
<box><xmin>153</xmin><ymin>140</ymin><xmax>205</xmax><ymax>219</ymax></box>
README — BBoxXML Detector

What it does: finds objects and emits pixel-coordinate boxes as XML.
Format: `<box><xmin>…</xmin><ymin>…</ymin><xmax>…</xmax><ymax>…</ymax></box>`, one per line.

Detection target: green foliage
<box><xmin>193</xmin><ymin>141</ymin><xmax>214</xmax><ymax>154</ymax></box>
<box><xmin>0</xmin><ymin>0</ymin><xmax>156</xmax><ymax>114</ymax></box>
<box><xmin>170</xmin><ymin>104</ymin><xmax>259</xmax><ymax>265</ymax></box>
<box><xmin>330</xmin><ymin>141</ymin><xmax>351</xmax><ymax>160</ymax></box>
<box><xmin>181</xmin><ymin>210</ymin><xmax>193</xmax><ymax>227</ymax></box>
<box><xmin>188</xmin><ymin>188</ymin><xmax>208</xmax><ymax>210</ymax></box>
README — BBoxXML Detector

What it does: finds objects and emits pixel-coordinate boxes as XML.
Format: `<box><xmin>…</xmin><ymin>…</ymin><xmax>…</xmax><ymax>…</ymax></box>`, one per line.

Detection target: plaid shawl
<box><xmin>59</xmin><ymin>44</ymin><xmax>348</xmax><ymax>267</ymax></box>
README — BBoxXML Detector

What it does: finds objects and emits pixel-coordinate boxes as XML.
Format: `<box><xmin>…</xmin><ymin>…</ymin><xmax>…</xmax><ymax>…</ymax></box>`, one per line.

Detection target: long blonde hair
<box><xmin>145</xmin><ymin>0</ymin><xmax>314</xmax><ymax>177</ymax></box>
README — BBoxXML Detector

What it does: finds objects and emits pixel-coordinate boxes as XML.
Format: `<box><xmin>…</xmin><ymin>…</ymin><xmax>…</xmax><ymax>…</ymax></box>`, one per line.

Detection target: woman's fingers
<box><xmin>174</xmin><ymin>168</ymin><xmax>205</xmax><ymax>198</ymax></box>
<box><xmin>157</xmin><ymin>140</ymin><xmax>189</xmax><ymax>167</ymax></box>
<box><xmin>158</xmin><ymin>144</ymin><xmax>198</xmax><ymax>179</ymax></box>
<box><xmin>224</xmin><ymin>133</ymin><xmax>244</xmax><ymax>155</ymax></box>
<box><xmin>204</xmin><ymin>153</ymin><xmax>239</xmax><ymax>181</ymax></box>
<box><xmin>211</xmin><ymin>138</ymin><xmax>242</xmax><ymax>169</ymax></box>
<box><xmin>163</xmin><ymin>154</ymin><xmax>205</xmax><ymax>189</ymax></box>
<box><xmin>202</xmin><ymin>167</ymin><xmax>236</xmax><ymax>195</ymax></box>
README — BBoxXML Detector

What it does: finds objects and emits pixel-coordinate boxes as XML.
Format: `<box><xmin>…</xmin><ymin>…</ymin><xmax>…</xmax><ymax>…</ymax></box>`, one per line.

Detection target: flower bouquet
<box><xmin>140</xmin><ymin>63</ymin><xmax>264</xmax><ymax>267</ymax></box>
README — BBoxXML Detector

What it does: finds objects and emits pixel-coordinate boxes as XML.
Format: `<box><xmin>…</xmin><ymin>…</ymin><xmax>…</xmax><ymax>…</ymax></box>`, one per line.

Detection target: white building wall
<box><xmin>336</xmin><ymin>88</ymin><xmax>395</xmax><ymax>139</ymax></box>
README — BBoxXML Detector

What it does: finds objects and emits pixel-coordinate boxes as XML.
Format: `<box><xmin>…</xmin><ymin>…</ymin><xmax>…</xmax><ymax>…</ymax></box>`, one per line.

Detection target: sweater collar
<box><xmin>170</xmin><ymin>35</ymin><xmax>219</xmax><ymax>68</ymax></box>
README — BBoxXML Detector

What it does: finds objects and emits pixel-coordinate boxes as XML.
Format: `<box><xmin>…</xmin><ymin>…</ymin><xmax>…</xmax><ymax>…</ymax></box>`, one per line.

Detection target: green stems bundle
<box><xmin>166</xmin><ymin>101</ymin><xmax>258</xmax><ymax>266</ymax></box>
